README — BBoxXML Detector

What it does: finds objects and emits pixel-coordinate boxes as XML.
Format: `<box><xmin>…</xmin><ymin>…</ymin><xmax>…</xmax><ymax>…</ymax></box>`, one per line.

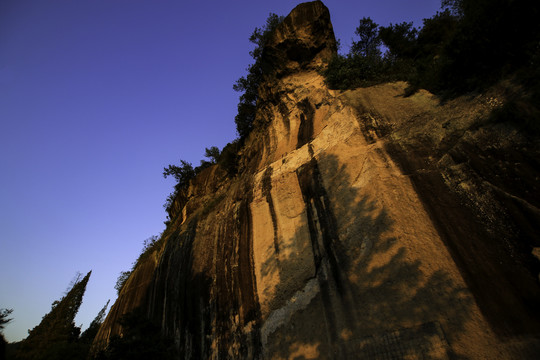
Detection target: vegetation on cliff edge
<box><xmin>324</xmin><ymin>1</ymin><xmax>540</xmax><ymax>104</ymax></box>
<box><xmin>161</xmin><ymin>14</ymin><xmax>283</xmax><ymax>214</ymax></box>
<box><xmin>233</xmin><ymin>13</ymin><xmax>284</xmax><ymax>140</ymax></box>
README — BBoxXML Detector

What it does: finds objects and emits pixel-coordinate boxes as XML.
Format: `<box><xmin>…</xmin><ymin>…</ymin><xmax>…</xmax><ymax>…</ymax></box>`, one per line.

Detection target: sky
<box><xmin>0</xmin><ymin>0</ymin><xmax>441</xmax><ymax>343</ymax></box>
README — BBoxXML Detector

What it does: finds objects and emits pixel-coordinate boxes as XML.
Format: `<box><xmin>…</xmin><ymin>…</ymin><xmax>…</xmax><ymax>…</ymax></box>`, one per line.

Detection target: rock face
<box><xmin>261</xmin><ymin>1</ymin><xmax>337</xmax><ymax>77</ymax></box>
<box><xmin>94</xmin><ymin>1</ymin><xmax>540</xmax><ymax>359</ymax></box>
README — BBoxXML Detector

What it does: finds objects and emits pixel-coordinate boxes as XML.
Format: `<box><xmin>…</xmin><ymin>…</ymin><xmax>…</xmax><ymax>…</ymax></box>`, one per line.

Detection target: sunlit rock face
<box><xmin>94</xmin><ymin>1</ymin><xmax>540</xmax><ymax>359</ymax></box>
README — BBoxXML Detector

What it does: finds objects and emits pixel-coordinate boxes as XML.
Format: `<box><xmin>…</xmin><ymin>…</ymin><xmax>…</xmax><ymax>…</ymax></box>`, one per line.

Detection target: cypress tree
<box><xmin>16</xmin><ymin>271</ymin><xmax>91</xmax><ymax>360</ymax></box>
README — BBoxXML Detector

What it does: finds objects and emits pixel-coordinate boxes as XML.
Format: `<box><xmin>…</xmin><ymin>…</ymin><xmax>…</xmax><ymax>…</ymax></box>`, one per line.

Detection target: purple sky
<box><xmin>0</xmin><ymin>0</ymin><xmax>441</xmax><ymax>342</ymax></box>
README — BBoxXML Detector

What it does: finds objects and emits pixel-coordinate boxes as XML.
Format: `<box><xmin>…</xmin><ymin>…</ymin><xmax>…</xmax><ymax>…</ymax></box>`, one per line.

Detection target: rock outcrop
<box><xmin>94</xmin><ymin>1</ymin><xmax>540</xmax><ymax>359</ymax></box>
<box><xmin>260</xmin><ymin>1</ymin><xmax>337</xmax><ymax>77</ymax></box>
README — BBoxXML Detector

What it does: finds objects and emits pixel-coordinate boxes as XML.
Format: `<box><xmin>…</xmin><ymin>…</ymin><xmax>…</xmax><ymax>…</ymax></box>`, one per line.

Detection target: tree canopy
<box><xmin>0</xmin><ymin>309</ymin><xmax>12</xmax><ymax>332</ymax></box>
<box><xmin>163</xmin><ymin>160</ymin><xmax>195</xmax><ymax>190</ymax></box>
<box><xmin>233</xmin><ymin>13</ymin><xmax>283</xmax><ymax>139</ymax></box>
<box><xmin>350</xmin><ymin>17</ymin><xmax>382</xmax><ymax>58</ymax></box>
<box><xmin>323</xmin><ymin>0</ymin><xmax>540</xmax><ymax>103</ymax></box>
<box><xmin>16</xmin><ymin>271</ymin><xmax>92</xmax><ymax>360</ymax></box>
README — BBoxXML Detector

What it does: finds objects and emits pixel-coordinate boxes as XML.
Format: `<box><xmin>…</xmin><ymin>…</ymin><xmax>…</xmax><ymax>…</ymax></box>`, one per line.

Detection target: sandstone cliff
<box><xmin>94</xmin><ymin>2</ymin><xmax>540</xmax><ymax>358</ymax></box>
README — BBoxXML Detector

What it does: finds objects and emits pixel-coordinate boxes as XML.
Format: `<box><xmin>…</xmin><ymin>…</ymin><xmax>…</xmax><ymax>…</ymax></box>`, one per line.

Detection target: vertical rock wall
<box><xmin>94</xmin><ymin>1</ymin><xmax>540</xmax><ymax>359</ymax></box>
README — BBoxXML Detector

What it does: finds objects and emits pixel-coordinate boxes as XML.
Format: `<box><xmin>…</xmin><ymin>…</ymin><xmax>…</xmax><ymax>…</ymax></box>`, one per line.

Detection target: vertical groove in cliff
<box><xmin>297</xmin><ymin>156</ymin><xmax>343</xmax><ymax>293</ymax></box>
<box><xmin>296</xmin><ymin>99</ymin><xmax>315</xmax><ymax>149</ymax></box>
<box><xmin>295</xmin><ymin>154</ymin><xmax>355</xmax><ymax>355</ymax></box>
<box><xmin>239</xmin><ymin>194</ymin><xmax>263</xmax><ymax>358</ymax></box>
<box><xmin>144</xmin><ymin>191</ymin><xmax>264</xmax><ymax>359</ymax></box>
<box><xmin>262</xmin><ymin>167</ymin><xmax>280</xmax><ymax>254</ymax></box>
<box><xmin>149</xmin><ymin>220</ymin><xmax>212</xmax><ymax>359</ymax></box>
<box><xmin>209</xmin><ymin>190</ymin><xmax>262</xmax><ymax>359</ymax></box>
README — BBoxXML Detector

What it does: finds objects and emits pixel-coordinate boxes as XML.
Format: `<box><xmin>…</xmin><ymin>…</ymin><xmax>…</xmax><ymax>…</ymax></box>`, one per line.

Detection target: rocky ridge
<box><xmin>94</xmin><ymin>1</ymin><xmax>540</xmax><ymax>359</ymax></box>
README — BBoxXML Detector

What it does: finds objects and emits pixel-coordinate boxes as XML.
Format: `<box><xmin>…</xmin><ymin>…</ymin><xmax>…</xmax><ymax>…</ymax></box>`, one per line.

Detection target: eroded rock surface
<box><xmin>94</xmin><ymin>1</ymin><xmax>540</xmax><ymax>359</ymax></box>
<box><xmin>261</xmin><ymin>0</ymin><xmax>337</xmax><ymax>77</ymax></box>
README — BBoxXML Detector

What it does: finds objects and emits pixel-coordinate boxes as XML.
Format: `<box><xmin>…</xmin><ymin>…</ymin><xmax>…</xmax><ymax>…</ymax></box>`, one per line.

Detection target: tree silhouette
<box><xmin>233</xmin><ymin>13</ymin><xmax>283</xmax><ymax>139</ymax></box>
<box><xmin>162</xmin><ymin>160</ymin><xmax>195</xmax><ymax>189</ymax></box>
<box><xmin>204</xmin><ymin>146</ymin><xmax>220</xmax><ymax>164</ymax></box>
<box><xmin>16</xmin><ymin>271</ymin><xmax>91</xmax><ymax>360</ymax></box>
<box><xmin>0</xmin><ymin>309</ymin><xmax>13</xmax><ymax>332</ymax></box>
<box><xmin>1</xmin><ymin>308</ymin><xmax>13</xmax><ymax>360</ymax></box>
<box><xmin>350</xmin><ymin>17</ymin><xmax>382</xmax><ymax>58</ymax></box>
<box><xmin>80</xmin><ymin>300</ymin><xmax>110</xmax><ymax>344</ymax></box>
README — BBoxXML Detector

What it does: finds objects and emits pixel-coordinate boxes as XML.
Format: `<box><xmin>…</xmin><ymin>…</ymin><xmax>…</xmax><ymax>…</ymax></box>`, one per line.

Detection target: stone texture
<box><xmin>261</xmin><ymin>1</ymin><xmax>337</xmax><ymax>78</ymax></box>
<box><xmin>94</xmin><ymin>2</ymin><xmax>540</xmax><ymax>359</ymax></box>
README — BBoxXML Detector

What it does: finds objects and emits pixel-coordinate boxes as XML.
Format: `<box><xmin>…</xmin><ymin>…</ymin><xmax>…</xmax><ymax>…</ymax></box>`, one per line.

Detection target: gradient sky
<box><xmin>0</xmin><ymin>0</ymin><xmax>441</xmax><ymax>342</ymax></box>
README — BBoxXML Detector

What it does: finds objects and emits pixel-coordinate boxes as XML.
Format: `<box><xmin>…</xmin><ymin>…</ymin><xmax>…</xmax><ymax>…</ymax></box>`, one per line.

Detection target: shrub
<box><xmin>115</xmin><ymin>235</ymin><xmax>164</xmax><ymax>296</ymax></box>
<box><xmin>114</xmin><ymin>271</ymin><xmax>131</xmax><ymax>295</ymax></box>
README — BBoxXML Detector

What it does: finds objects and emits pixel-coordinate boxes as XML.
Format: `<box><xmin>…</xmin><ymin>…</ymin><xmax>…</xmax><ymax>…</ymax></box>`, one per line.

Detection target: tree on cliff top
<box><xmin>204</xmin><ymin>146</ymin><xmax>220</xmax><ymax>164</ymax></box>
<box><xmin>350</xmin><ymin>17</ymin><xmax>382</xmax><ymax>59</ymax></box>
<box><xmin>163</xmin><ymin>160</ymin><xmax>195</xmax><ymax>190</ymax></box>
<box><xmin>233</xmin><ymin>13</ymin><xmax>283</xmax><ymax>140</ymax></box>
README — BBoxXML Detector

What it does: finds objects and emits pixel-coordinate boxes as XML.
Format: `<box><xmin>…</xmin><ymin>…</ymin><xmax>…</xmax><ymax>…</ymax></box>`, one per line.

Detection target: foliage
<box><xmin>80</xmin><ymin>300</ymin><xmax>110</xmax><ymax>344</ymax></box>
<box><xmin>378</xmin><ymin>22</ymin><xmax>418</xmax><ymax>60</ymax></box>
<box><xmin>93</xmin><ymin>308</ymin><xmax>177</xmax><ymax>360</ymax></box>
<box><xmin>115</xmin><ymin>235</ymin><xmax>165</xmax><ymax>296</ymax></box>
<box><xmin>323</xmin><ymin>53</ymin><xmax>384</xmax><ymax>89</ymax></box>
<box><xmin>350</xmin><ymin>17</ymin><xmax>382</xmax><ymax>58</ymax></box>
<box><xmin>141</xmin><ymin>235</ymin><xmax>160</xmax><ymax>254</ymax></box>
<box><xmin>323</xmin><ymin>0</ymin><xmax>540</xmax><ymax>106</ymax></box>
<box><xmin>15</xmin><ymin>272</ymin><xmax>92</xmax><ymax>360</ymax></box>
<box><xmin>163</xmin><ymin>160</ymin><xmax>195</xmax><ymax>190</ymax></box>
<box><xmin>323</xmin><ymin>16</ymin><xmax>422</xmax><ymax>89</ymax></box>
<box><xmin>217</xmin><ymin>139</ymin><xmax>241</xmax><ymax>176</ymax></box>
<box><xmin>323</xmin><ymin>17</ymin><xmax>403</xmax><ymax>89</ymax></box>
<box><xmin>114</xmin><ymin>271</ymin><xmax>132</xmax><ymax>296</ymax></box>
<box><xmin>400</xmin><ymin>10</ymin><xmax>457</xmax><ymax>93</ymax></box>
<box><xmin>195</xmin><ymin>160</ymin><xmax>212</xmax><ymax>174</ymax></box>
<box><xmin>204</xmin><ymin>146</ymin><xmax>220</xmax><ymax>164</ymax></box>
<box><xmin>163</xmin><ymin>142</ymin><xmax>238</xmax><ymax>212</ymax></box>
<box><xmin>0</xmin><ymin>309</ymin><xmax>13</xmax><ymax>332</ymax></box>
<box><xmin>437</xmin><ymin>0</ymin><xmax>540</xmax><ymax>94</ymax></box>
<box><xmin>163</xmin><ymin>193</ymin><xmax>177</xmax><ymax>212</ymax></box>
<box><xmin>233</xmin><ymin>13</ymin><xmax>283</xmax><ymax>139</ymax></box>
<box><xmin>1</xmin><ymin>308</ymin><xmax>12</xmax><ymax>360</ymax></box>
<box><xmin>163</xmin><ymin>160</ymin><xmax>195</xmax><ymax>211</ymax></box>
<box><xmin>135</xmin><ymin>235</ymin><xmax>164</xmax><ymax>266</ymax></box>
<box><xmin>162</xmin><ymin>14</ymin><xmax>285</xmax><ymax>210</ymax></box>
<box><xmin>194</xmin><ymin>146</ymin><xmax>222</xmax><ymax>174</ymax></box>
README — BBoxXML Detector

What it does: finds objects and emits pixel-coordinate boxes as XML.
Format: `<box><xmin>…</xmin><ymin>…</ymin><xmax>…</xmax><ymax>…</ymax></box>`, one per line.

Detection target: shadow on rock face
<box><xmin>259</xmin><ymin>153</ymin><xmax>473</xmax><ymax>359</ymax></box>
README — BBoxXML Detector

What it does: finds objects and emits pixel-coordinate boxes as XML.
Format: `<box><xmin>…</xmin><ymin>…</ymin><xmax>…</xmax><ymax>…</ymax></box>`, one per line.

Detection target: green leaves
<box><xmin>234</xmin><ymin>13</ymin><xmax>283</xmax><ymax>139</ymax></box>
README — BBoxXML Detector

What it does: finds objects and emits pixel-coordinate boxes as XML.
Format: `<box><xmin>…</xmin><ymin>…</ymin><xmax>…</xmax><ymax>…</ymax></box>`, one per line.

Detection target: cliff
<box><xmin>94</xmin><ymin>2</ymin><xmax>540</xmax><ymax>359</ymax></box>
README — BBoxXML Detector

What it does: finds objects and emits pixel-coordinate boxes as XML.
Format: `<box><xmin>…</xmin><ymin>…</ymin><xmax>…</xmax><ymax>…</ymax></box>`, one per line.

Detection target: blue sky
<box><xmin>0</xmin><ymin>0</ymin><xmax>441</xmax><ymax>342</ymax></box>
